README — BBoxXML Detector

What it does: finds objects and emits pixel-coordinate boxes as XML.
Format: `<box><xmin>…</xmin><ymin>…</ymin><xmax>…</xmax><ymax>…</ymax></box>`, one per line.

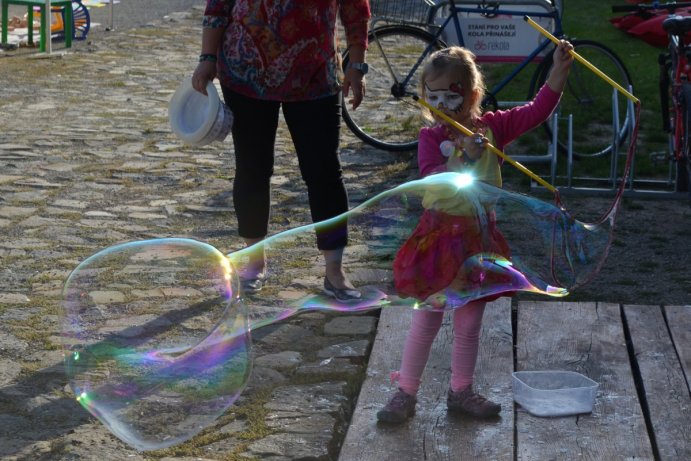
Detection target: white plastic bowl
<box><xmin>512</xmin><ymin>370</ymin><xmax>598</xmax><ymax>417</ymax></box>
<box><xmin>169</xmin><ymin>79</ymin><xmax>233</xmax><ymax>146</ymax></box>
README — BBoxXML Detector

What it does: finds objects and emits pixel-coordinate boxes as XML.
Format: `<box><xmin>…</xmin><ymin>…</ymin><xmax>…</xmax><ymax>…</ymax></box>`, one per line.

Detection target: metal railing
<box><xmin>370</xmin><ymin>0</ymin><xmax>436</xmax><ymax>27</ymax></box>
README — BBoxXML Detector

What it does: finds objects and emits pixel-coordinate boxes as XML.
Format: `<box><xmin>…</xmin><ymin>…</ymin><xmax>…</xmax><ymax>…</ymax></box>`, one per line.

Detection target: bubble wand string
<box><xmin>414</xmin><ymin>95</ymin><xmax>559</xmax><ymax>195</ymax></box>
<box><xmin>523</xmin><ymin>15</ymin><xmax>639</xmax><ymax>104</ymax></box>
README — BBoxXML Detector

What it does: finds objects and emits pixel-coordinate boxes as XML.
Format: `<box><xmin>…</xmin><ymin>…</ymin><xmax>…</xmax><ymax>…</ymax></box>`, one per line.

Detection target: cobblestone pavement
<box><xmin>0</xmin><ymin>6</ymin><xmax>414</xmax><ymax>461</ymax></box>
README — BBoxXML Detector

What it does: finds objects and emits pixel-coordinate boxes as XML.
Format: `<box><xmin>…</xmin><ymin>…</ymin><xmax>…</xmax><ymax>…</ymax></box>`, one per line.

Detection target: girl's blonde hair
<box><xmin>419</xmin><ymin>46</ymin><xmax>486</xmax><ymax>122</ymax></box>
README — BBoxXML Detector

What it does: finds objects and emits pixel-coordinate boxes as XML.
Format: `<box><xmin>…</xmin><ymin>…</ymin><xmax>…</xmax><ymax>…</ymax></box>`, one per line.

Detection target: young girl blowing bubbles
<box><xmin>377</xmin><ymin>42</ymin><xmax>574</xmax><ymax>424</ymax></box>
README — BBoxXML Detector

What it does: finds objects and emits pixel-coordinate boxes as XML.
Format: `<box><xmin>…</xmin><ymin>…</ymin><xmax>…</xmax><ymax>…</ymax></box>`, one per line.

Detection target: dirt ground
<box><xmin>515</xmin><ymin>192</ymin><xmax>691</xmax><ymax>306</ymax></box>
<box><xmin>350</xmin><ymin>145</ymin><xmax>691</xmax><ymax>308</ymax></box>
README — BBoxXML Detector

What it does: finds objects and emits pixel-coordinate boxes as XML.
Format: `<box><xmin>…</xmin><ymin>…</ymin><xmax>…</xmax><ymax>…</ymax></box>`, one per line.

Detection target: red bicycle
<box><xmin>614</xmin><ymin>1</ymin><xmax>691</xmax><ymax>196</ymax></box>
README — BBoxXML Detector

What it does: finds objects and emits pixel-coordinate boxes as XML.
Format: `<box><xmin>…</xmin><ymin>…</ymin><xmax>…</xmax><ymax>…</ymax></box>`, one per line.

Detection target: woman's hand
<box><xmin>343</xmin><ymin>68</ymin><xmax>366</xmax><ymax>110</ymax></box>
<box><xmin>343</xmin><ymin>45</ymin><xmax>366</xmax><ymax>110</ymax></box>
<box><xmin>192</xmin><ymin>61</ymin><xmax>217</xmax><ymax>95</ymax></box>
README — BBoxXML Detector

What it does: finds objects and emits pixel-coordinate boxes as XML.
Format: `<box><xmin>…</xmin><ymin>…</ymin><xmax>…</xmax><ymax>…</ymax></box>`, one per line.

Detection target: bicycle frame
<box><xmin>350</xmin><ymin>0</ymin><xmax>631</xmax><ymax>155</ymax></box>
<box><xmin>664</xmin><ymin>29</ymin><xmax>690</xmax><ymax>163</ymax></box>
<box><xmin>613</xmin><ymin>0</ymin><xmax>691</xmax><ymax>194</ymax></box>
<box><xmin>381</xmin><ymin>0</ymin><xmax>563</xmax><ymax>107</ymax></box>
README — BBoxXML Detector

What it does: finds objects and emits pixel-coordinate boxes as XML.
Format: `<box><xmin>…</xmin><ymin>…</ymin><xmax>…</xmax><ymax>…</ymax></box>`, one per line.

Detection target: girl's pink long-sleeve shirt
<box><xmin>418</xmin><ymin>84</ymin><xmax>562</xmax><ymax>181</ymax></box>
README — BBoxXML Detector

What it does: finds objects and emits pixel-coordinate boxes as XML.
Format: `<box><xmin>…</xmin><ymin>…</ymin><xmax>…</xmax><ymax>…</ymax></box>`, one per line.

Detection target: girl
<box><xmin>377</xmin><ymin>42</ymin><xmax>574</xmax><ymax>423</ymax></box>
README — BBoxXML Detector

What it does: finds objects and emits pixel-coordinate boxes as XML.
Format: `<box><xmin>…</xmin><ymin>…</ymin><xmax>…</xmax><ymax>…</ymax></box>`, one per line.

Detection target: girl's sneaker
<box><xmin>447</xmin><ymin>387</ymin><xmax>500</xmax><ymax>418</ymax></box>
<box><xmin>376</xmin><ymin>389</ymin><xmax>417</xmax><ymax>424</ymax></box>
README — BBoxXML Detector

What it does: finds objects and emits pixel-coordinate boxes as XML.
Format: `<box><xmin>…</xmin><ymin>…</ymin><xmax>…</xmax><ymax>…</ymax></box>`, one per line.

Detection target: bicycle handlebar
<box><xmin>612</xmin><ymin>2</ymin><xmax>691</xmax><ymax>13</ymax></box>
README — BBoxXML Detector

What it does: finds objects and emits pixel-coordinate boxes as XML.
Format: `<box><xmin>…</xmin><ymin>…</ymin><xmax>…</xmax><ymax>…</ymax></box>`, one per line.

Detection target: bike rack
<box><xmin>512</xmin><ymin>111</ymin><xmax>560</xmax><ymax>188</ymax></box>
<box><xmin>519</xmin><ymin>86</ymin><xmax>688</xmax><ymax>198</ymax></box>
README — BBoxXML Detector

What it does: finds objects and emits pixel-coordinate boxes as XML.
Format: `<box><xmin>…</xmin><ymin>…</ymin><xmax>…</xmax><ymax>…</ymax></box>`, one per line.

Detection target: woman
<box><xmin>192</xmin><ymin>0</ymin><xmax>370</xmax><ymax>300</ymax></box>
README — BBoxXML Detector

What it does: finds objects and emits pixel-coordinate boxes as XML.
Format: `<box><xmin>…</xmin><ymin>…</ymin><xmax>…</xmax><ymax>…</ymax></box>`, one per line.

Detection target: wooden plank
<box><xmin>665</xmin><ymin>305</ymin><xmax>691</xmax><ymax>395</ymax></box>
<box><xmin>516</xmin><ymin>301</ymin><xmax>653</xmax><ymax>461</ymax></box>
<box><xmin>624</xmin><ymin>305</ymin><xmax>691</xmax><ymax>461</ymax></box>
<box><xmin>339</xmin><ymin>298</ymin><xmax>513</xmax><ymax>461</ymax></box>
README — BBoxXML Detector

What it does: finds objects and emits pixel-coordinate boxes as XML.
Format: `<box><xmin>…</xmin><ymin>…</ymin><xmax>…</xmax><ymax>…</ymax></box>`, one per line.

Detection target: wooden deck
<box><xmin>339</xmin><ymin>300</ymin><xmax>691</xmax><ymax>460</ymax></box>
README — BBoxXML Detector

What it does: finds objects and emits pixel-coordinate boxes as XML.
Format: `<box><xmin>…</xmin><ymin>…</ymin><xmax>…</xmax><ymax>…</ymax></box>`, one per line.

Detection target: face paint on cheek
<box><xmin>425</xmin><ymin>82</ymin><xmax>465</xmax><ymax>112</ymax></box>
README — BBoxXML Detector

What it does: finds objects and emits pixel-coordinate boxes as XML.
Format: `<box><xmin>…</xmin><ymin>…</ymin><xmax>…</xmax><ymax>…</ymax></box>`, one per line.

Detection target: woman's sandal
<box><xmin>240</xmin><ymin>272</ymin><xmax>265</xmax><ymax>294</ymax></box>
<box><xmin>323</xmin><ymin>276</ymin><xmax>361</xmax><ymax>301</ymax></box>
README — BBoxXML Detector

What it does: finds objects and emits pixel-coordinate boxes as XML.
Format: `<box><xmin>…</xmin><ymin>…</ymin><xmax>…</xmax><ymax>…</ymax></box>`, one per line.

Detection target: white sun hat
<box><xmin>169</xmin><ymin>78</ymin><xmax>233</xmax><ymax>146</ymax></box>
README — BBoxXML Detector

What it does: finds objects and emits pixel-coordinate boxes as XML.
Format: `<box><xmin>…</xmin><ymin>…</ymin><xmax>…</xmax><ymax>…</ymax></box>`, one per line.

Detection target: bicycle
<box><xmin>342</xmin><ymin>0</ymin><xmax>633</xmax><ymax>157</ymax></box>
<box><xmin>612</xmin><ymin>1</ymin><xmax>691</xmax><ymax>194</ymax></box>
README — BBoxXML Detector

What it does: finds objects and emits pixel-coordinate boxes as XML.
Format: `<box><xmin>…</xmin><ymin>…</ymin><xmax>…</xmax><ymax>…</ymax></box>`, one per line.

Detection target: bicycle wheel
<box><xmin>71</xmin><ymin>1</ymin><xmax>90</xmax><ymax>41</ymax></box>
<box><xmin>678</xmin><ymin>83</ymin><xmax>691</xmax><ymax>193</ymax></box>
<box><xmin>342</xmin><ymin>26</ymin><xmax>445</xmax><ymax>152</ymax></box>
<box><xmin>52</xmin><ymin>1</ymin><xmax>90</xmax><ymax>42</ymax></box>
<box><xmin>533</xmin><ymin>39</ymin><xmax>633</xmax><ymax>158</ymax></box>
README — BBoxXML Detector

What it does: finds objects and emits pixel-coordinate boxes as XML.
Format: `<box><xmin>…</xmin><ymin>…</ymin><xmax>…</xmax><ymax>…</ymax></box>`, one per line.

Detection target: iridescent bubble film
<box><xmin>62</xmin><ymin>239</ymin><xmax>249</xmax><ymax>451</ymax></box>
<box><xmin>62</xmin><ymin>172</ymin><xmax>615</xmax><ymax>450</ymax></box>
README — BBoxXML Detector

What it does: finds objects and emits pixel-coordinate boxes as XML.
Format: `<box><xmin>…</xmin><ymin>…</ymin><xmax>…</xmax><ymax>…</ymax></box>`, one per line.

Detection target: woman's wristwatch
<box><xmin>346</xmin><ymin>62</ymin><xmax>369</xmax><ymax>75</ymax></box>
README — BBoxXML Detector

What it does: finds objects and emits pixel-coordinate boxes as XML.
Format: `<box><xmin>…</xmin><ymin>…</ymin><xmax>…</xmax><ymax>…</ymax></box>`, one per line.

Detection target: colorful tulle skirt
<box><xmin>393</xmin><ymin>209</ymin><xmax>512</xmax><ymax>302</ymax></box>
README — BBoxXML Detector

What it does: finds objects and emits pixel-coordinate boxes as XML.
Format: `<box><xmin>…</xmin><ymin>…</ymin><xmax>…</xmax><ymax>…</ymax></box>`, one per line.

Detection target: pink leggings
<box><xmin>395</xmin><ymin>301</ymin><xmax>486</xmax><ymax>395</ymax></box>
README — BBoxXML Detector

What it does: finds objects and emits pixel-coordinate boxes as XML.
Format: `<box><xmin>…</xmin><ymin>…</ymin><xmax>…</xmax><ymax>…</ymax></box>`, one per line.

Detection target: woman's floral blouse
<box><xmin>204</xmin><ymin>0</ymin><xmax>370</xmax><ymax>101</ymax></box>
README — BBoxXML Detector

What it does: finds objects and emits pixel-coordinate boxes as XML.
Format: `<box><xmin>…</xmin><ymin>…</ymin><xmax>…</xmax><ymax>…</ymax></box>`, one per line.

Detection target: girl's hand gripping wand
<box><xmin>524</xmin><ymin>15</ymin><xmax>639</xmax><ymax>104</ymax></box>
<box><xmin>414</xmin><ymin>95</ymin><xmax>560</xmax><ymax>195</ymax></box>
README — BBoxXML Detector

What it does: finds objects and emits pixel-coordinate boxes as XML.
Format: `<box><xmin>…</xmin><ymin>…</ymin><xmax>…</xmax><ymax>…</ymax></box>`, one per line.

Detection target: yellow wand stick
<box><xmin>414</xmin><ymin>96</ymin><xmax>558</xmax><ymax>193</ymax></box>
<box><xmin>524</xmin><ymin>15</ymin><xmax>639</xmax><ymax>104</ymax></box>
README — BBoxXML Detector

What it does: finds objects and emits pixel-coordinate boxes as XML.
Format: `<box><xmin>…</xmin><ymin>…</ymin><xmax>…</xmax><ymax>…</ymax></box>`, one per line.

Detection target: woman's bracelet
<box><xmin>199</xmin><ymin>53</ymin><xmax>217</xmax><ymax>63</ymax></box>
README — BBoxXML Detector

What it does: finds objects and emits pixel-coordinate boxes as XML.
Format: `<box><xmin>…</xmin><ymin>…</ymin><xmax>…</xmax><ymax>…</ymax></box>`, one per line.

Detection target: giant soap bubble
<box><xmin>62</xmin><ymin>172</ymin><xmax>615</xmax><ymax>450</ymax></box>
<box><xmin>62</xmin><ymin>239</ymin><xmax>249</xmax><ymax>450</ymax></box>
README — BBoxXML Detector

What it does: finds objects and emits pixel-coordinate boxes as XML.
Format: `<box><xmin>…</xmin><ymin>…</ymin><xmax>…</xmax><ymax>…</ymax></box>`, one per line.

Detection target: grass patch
<box><xmin>563</xmin><ymin>1</ymin><xmax>669</xmax><ymax>177</ymax></box>
<box><xmin>380</xmin><ymin>161</ymin><xmax>412</xmax><ymax>178</ymax></box>
<box><xmin>148</xmin><ymin>388</ymin><xmax>274</xmax><ymax>460</ymax></box>
<box><xmin>478</xmin><ymin>1</ymin><xmax>672</xmax><ymax>183</ymax></box>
